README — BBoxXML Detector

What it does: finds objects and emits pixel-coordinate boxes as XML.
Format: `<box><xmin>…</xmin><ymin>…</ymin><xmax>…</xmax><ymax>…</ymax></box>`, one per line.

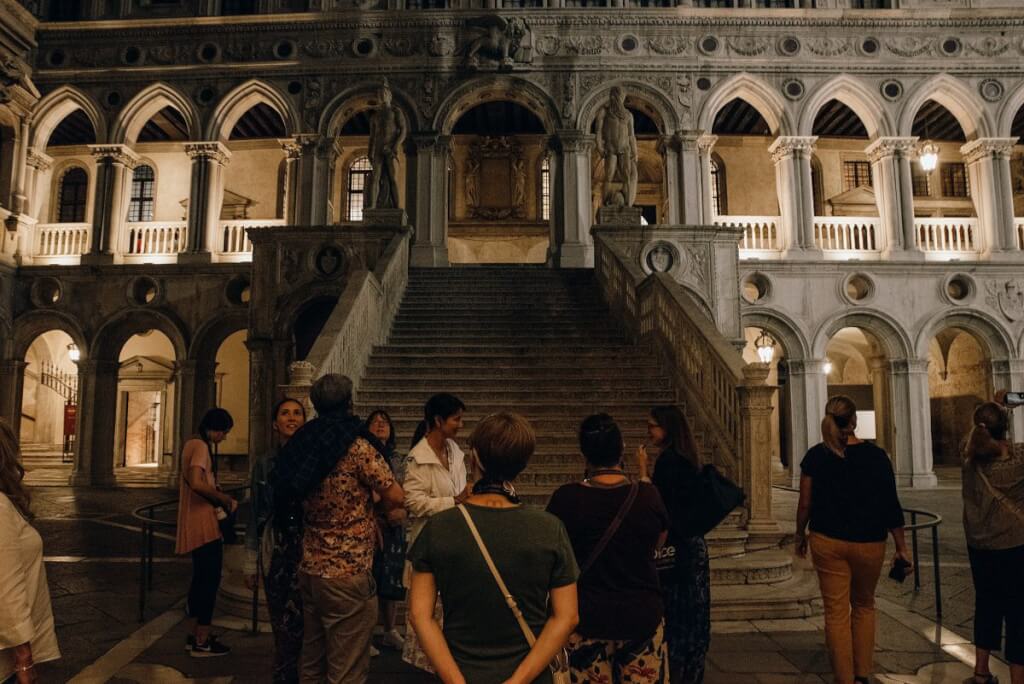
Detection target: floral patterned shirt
<box><xmin>300</xmin><ymin>437</ymin><xmax>395</xmax><ymax>579</ymax></box>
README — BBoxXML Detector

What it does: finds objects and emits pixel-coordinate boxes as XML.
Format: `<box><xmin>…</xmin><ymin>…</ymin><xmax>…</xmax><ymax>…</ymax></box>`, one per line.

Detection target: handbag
<box><xmin>975</xmin><ymin>463</ymin><xmax>1024</xmax><ymax>523</ymax></box>
<box><xmin>457</xmin><ymin>505</ymin><xmax>571</xmax><ymax>684</ymax></box>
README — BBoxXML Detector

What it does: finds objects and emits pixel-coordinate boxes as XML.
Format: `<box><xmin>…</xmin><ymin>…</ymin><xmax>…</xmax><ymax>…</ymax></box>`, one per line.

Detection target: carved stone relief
<box><xmin>465</xmin><ymin>137</ymin><xmax>527</xmax><ymax>221</ymax></box>
<box><xmin>461</xmin><ymin>16</ymin><xmax>533</xmax><ymax>70</ymax></box>
<box><xmin>985</xmin><ymin>280</ymin><xmax>1024</xmax><ymax>322</ymax></box>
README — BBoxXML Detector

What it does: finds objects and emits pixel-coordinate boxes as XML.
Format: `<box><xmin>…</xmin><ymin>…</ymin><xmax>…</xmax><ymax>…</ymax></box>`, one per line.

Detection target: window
<box><xmin>911</xmin><ymin>166</ymin><xmax>931</xmax><ymax>197</ymax></box>
<box><xmin>842</xmin><ymin>161</ymin><xmax>873</xmax><ymax>191</ymax></box>
<box><xmin>221</xmin><ymin>0</ymin><xmax>257</xmax><ymax>13</ymax></box>
<box><xmin>58</xmin><ymin>168</ymin><xmax>88</xmax><ymax>223</ymax></box>
<box><xmin>754</xmin><ymin>0</ymin><xmax>796</xmax><ymax>6</ymax></box>
<box><xmin>710</xmin><ymin>154</ymin><xmax>727</xmax><ymax>216</ymax></box>
<box><xmin>346</xmin><ymin>157</ymin><xmax>372</xmax><ymax>221</ymax></box>
<box><xmin>502</xmin><ymin>0</ymin><xmax>544</xmax><ymax>5</ymax></box>
<box><xmin>406</xmin><ymin>0</ymin><xmax>446</xmax><ymax>7</ymax></box>
<box><xmin>851</xmin><ymin>0</ymin><xmax>891</xmax><ymax>7</ymax></box>
<box><xmin>698</xmin><ymin>0</ymin><xmax>734</xmax><ymax>6</ymax></box>
<box><xmin>541</xmin><ymin>156</ymin><xmax>551</xmax><ymax>221</ymax></box>
<box><xmin>941</xmin><ymin>163</ymin><xmax>969</xmax><ymax>198</ymax></box>
<box><xmin>128</xmin><ymin>165</ymin><xmax>155</xmax><ymax>222</ymax></box>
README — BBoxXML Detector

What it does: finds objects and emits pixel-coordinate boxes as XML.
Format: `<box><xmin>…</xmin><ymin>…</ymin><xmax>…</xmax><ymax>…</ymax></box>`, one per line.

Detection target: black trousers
<box><xmin>968</xmin><ymin>543</ymin><xmax>1024</xmax><ymax>665</ymax></box>
<box><xmin>188</xmin><ymin>539</ymin><xmax>223</xmax><ymax>626</ymax></box>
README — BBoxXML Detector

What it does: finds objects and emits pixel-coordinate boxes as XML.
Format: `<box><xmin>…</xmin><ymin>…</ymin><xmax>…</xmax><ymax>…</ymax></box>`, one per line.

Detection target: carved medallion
<box><xmin>986</xmin><ymin>280</ymin><xmax>1024</xmax><ymax>322</ymax></box>
<box><xmin>315</xmin><ymin>245</ymin><xmax>345</xmax><ymax>278</ymax></box>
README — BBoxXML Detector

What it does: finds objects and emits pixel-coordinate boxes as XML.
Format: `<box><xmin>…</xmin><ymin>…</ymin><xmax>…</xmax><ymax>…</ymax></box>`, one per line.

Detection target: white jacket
<box><xmin>404</xmin><ymin>436</ymin><xmax>467</xmax><ymax>547</ymax></box>
<box><xmin>0</xmin><ymin>493</ymin><xmax>60</xmax><ymax>680</ymax></box>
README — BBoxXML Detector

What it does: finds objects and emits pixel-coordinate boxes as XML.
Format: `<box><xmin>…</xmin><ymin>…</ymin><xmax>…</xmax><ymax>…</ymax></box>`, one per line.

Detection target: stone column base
<box><xmin>177</xmin><ymin>251</ymin><xmax>213</xmax><ymax>265</ymax></box>
<box><xmin>780</xmin><ymin>246</ymin><xmax>823</xmax><ymax>261</ymax></box>
<box><xmin>881</xmin><ymin>247</ymin><xmax>926</xmax><ymax>262</ymax></box>
<box><xmin>363</xmin><ymin>208</ymin><xmax>408</xmax><ymax>226</ymax></box>
<box><xmin>80</xmin><ymin>252</ymin><xmax>115</xmax><ymax>266</ymax></box>
<box><xmin>410</xmin><ymin>243</ymin><xmax>449</xmax><ymax>267</ymax></box>
<box><xmin>559</xmin><ymin>243</ymin><xmax>594</xmax><ymax>268</ymax></box>
<box><xmin>596</xmin><ymin>206</ymin><xmax>643</xmax><ymax>225</ymax></box>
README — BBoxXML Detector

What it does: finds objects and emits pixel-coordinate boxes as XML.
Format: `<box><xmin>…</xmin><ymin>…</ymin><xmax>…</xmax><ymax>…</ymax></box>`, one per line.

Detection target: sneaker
<box><xmin>382</xmin><ymin>629</ymin><xmax>405</xmax><ymax>650</ymax></box>
<box><xmin>184</xmin><ymin>635</ymin><xmax>194</xmax><ymax>652</ymax></box>
<box><xmin>370</xmin><ymin>645</ymin><xmax>380</xmax><ymax>658</ymax></box>
<box><xmin>190</xmin><ymin>636</ymin><xmax>231</xmax><ymax>658</ymax></box>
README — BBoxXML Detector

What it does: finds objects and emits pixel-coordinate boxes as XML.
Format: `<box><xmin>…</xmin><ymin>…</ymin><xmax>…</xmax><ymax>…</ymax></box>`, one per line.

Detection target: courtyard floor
<box><xmin>28</xmin><ymin>467</ymin><xmax>1015</xmax><ymax>683</ymax></box>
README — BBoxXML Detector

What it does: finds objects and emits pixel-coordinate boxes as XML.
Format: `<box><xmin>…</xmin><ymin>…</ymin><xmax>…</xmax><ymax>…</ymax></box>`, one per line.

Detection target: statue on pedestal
<box><xmin>595</xmin><ymin>87</ymin><xmax>638</xmax><ymax>208</ymax></box>
<box><xmin>367</xmin><ymin>83</ymin><xmax>405</xmax><ymax>210</ymax></box>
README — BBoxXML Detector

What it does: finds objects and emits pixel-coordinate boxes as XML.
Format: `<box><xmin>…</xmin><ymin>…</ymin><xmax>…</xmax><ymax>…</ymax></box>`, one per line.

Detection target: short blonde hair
<box><xmin>469</xmin><ymin>412</ymin><xmax>536</xmax><ymax>482</ymax></box>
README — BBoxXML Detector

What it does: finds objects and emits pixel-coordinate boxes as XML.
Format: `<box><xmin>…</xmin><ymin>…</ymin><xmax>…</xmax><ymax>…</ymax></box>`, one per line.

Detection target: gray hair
<box><xmin>310</xmin><ymin>373</ymin><xmax>353</xmax><ymax>415</ymax></box>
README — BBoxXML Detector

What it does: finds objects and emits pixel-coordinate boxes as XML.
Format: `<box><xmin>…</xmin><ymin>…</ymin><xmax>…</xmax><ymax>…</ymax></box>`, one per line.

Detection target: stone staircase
<box><xmin>351</xmin><ymin>265</ymin><xmax>819</xmax><ymax>619</ymax></box>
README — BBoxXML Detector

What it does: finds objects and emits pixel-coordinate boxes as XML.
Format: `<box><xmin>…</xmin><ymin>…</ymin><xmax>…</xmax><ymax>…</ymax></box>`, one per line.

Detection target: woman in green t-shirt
<box><xmin>408</xmin><ymin>412</ymin><xmax>580</xmax><ymax>684</ymax></box>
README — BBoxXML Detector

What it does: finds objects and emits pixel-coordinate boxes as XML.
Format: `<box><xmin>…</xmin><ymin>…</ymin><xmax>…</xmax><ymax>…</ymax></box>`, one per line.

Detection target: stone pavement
<box><xmin>29</xmin><ymin>471</ymin><xmax>1017</xmax><ymax>683</ymax></box>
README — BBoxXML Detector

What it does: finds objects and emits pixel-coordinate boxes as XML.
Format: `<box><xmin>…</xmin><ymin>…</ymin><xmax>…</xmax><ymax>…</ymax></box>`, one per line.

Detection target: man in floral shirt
<box><xmin>290</xmin><ymin>374</ymin><xmax>404</xmax><ymax>683</ymax></box>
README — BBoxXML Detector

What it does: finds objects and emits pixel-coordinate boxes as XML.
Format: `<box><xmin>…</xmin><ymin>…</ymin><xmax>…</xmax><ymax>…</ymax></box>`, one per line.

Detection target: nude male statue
<box><xmin>367</xmin><ymin>83</ymin><xmax>405</xmax><ymax>210</ymax></box>
<box><xmin>594</xmin><ymin>87</ymin><xmax>638</xmax><ymax>207</ymax></box>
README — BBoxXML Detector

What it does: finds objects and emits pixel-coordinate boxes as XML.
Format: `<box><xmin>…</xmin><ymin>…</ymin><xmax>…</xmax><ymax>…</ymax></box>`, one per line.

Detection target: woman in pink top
<box><xmin>175</xmin><ymin>408</ymin><xmax>237</xmax><ymax>658</ymax></box>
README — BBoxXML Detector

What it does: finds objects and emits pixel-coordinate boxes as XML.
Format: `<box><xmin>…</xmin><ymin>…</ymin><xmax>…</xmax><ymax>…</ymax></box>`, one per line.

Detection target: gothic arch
<box><xmin>206</xmin><ymin>80</ymin><xmax>299</xmax><ymax>142</ymax></box>
<box><xmin>576</xmin><ymin>80</ymin><xmax>680</xmax><ymax>135</ymax></box>
<box><xmin>812</xmin><ymin>309</ymin><xmax>913</xmax><ymax>360</ymax></box>
<box><xmin>898</xmin><ymin>74</ymin><xmax>993</xmax><ymax>140</ymax></box>
<box><xmin>797</xmin><ymin>75</ymin><xmax>893</xmax><ymax>139</ymax></box>
<box><xmin>189</xmin><ymin>308</ymin><xmax>248</xmax><ymax>362</ymax></box>
<box><xmin>697</xmin><ymin>73</ymin><xmax>793</xmax><ymax>136</ymax></box>
<box><xmin>92</xmin><ymin>308</ymin><xmax>188</xmax><ymax>363</ymax></box>
<box><xmin>112</xmin><ymin>82</ymin><xmax>201</xmax><ymax>145</ymax></box>
<box><xmin>30</xmin><ymin>86</ymin><xmax>106</xmax><ymax>149</ymax></box>
<box><xmin>914</xmin><ymin>308</ymin><xmax>1014</xmax><ymax>361</ymax></box>
<box><xmin>12</xmin><ymin>310</ymin><xmax>89</xmax><ymax>362</ymax></box>
<box><xmin>319</xmin><ymin>81</ymin><xmax>422</xmax><ymax>137</ymax></box>
<box><xmin>997</xmin><ymin>79</ymin><xmax>1024</xmax><ymax>139</ymax></box>
<box><xmin>433</xmin><ymin>76</ymin><xmax>559</xmax><ymax>136</ymax></box>
<box><xmin>742</xmin><ymin>308</ymin><xmax>811</xmax><ymax>361</ymax></box>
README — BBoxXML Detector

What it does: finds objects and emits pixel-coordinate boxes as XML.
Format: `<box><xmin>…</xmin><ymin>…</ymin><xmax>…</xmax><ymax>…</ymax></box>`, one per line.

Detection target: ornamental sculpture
<box><xmin>595</xmin><ymin>87</ymin><xmax>638</xmax><ymax>208</ymax></box>
<box><xmin>462</xmin><ymin>16</ymin><xmax>533</xmax><ymax>70</ymax></box>
<box><xmin>367</xmin><ymin>82</ymin><xmax>406</xmax><ymax>210</ymax></box>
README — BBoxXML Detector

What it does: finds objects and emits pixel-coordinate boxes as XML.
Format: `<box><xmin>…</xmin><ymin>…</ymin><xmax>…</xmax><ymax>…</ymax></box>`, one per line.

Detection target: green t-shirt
<box><xmin>408</xmin><ymin>503</ymin><xmax>579</xmax><ymax>684</ymax></box>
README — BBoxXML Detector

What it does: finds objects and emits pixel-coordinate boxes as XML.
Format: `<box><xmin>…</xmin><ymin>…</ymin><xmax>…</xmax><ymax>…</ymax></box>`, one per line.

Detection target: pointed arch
<box><xmin>206</xmin><ymin>80</ymin><xmax>299</xmax><ymax>142</ymax></box>
<box><xmin>997</xmin><ymin>79</ymin><xmax>1024</xmax><ymax>139</ymax></box>
<box><xmin>433</xmin><ymin>76</ymin><xmax>559</xmax><ymax>136</ymax></box>
<box><xmin>697</xmin><ymin>73</ymin><xmax>792</xmax><ymax>136</ymax></box>
<box><xmin>914</xmin><ymin>308</ymin><xmax>1014</xmax><ymax>361</ymax></box>
<box><xmin>898</xmin><ymin>74</ymin><xmax>992</xmax><ymax>140</ymax></box>
<box><xmin>319</xmin><ymin>81</ymin><xmax>422</xmax><ymax>138</ymax></box>
<box><xmin>798</xmin><ymin>75</ymin><xmax>892</xmax><ymax>139</ymax></box>
<box><xmin>113</xmin><ymin>82</ymin><xmax>201</xmax><ymax>145</ymax></box>
<box><xmin>576</xmin><ymin>80</ymin><xmax>680</xmax><ymax>135</ymax></box>
<box><xmin>30</xmin><ymin>86</ymin><xmax>106</xmax><ymax>149</ymax></box>
<box><xmin>812</xmin><ymin>308</ymin><xmax>913</xmax><ymax>360</ymax></box>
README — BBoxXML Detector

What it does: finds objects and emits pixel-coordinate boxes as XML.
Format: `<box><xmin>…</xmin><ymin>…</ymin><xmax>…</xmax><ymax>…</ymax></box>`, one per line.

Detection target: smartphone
<box><xmin>888</xmin><ymin>557</ymin><xmax>911</xmax><ymax>583</ymax></box>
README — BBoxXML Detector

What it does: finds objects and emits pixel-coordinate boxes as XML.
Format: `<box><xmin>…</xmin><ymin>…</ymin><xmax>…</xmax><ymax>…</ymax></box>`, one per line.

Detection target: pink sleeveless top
<box><xmin>175</xmin><ymin>438</ymin><xmax>222</xmax><ymax>554</ymax></box>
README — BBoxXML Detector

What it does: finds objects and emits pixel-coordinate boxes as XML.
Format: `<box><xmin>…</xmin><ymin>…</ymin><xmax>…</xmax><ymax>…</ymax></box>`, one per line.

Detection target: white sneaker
<box><xmin>382</xmin><ymin>629</ymin><xmax>405</xmax><ymax>650</ymax></box>
<box><xmin>370</xmin><ymin>645</ymin><xmax>380</xmax><ymax>658</ymax></box>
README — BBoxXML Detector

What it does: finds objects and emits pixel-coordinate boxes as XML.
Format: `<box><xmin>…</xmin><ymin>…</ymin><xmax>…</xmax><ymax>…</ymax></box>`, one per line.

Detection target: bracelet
<box><xmin>15</xmin><ymin>663</ymin><xmax>34</xmax><ymax>672</ymax></box>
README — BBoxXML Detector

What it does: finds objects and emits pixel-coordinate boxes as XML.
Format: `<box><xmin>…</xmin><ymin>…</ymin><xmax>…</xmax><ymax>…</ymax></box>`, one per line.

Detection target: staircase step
<box><xmin>359</xmin><ymin>376</ymin><xmax>669</xmax><ymax>390</ymax></box>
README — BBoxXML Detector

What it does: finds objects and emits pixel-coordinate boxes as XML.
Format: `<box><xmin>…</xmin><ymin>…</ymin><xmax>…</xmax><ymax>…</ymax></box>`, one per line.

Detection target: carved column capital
<box><xmin>960</xmin><ymin>137</ymin><xmax>1019</xmax><ymax>164</ymax></box>
<box><xmin>695</xmin><ymin>133</ymin><xmax>718</xmax><ymax>154</ymax></box>
<box><xmin>279</xmin><ymin>135</ymin><xmax>320</xmax><ymax>160</ymax></box>
<box><xmin>889</xmin><ymin>358</ymin><xmax>930</xmax><ymax>375</ymax></box>
<box><xmin>657</xmin><ymin>134</ymin><xmax>681</xmax><ymax>155</ymax></box>
<box><xmin>409</xmin><ymin>133</ymin><xmax>440</xmax><ymax>152</ymax></box>
<box><xmin>864</xmin><ymin>136</ymin><xmax>918</xmax><ymax>163</ymax></box>
<box><xmin>554</xmin><ymin>130</ymin><xmax>594</xmax><ymax>154</ymax></box>
<box><xmin>184</xmin><ymin>141</ymin><xmax>232</xmax><ymax>165</ymax></box>
<box><xmin>88</xmin><ymin>144</ymin><xmax>140</xmax><ymax>169</ymax></box>
<box><xmin>26</xmin><ymin>148</ymin><xmax>53</xmax><ymax>172</ymax></box>
<box><xmin>768</xmin><ymin>136</ymin><xmax>818</xmax><ymax>163</ymax></box>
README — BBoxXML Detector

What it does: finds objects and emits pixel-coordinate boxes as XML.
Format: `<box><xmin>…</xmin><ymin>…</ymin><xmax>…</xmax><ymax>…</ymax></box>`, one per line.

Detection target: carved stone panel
<box><xmin>466</xmin><ymin>137</ymin><xmax>527</xmax><ymax>220</ymax></box>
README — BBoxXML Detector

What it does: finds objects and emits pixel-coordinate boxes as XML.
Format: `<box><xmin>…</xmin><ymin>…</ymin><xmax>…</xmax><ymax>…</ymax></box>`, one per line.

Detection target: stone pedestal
<box><xmin>280</xmin><ymin>361</ymin><xmax>316</xmax><ymax>417</ymax></box>
<box><xmin>596</xmin><ymin>206</ymin><xmax>643</xmax><ymax>226</ymax></box>
<box><xmin>363</xmin><ymin>208</ymin><xmax>408</xmax><ymax>226</ymax></box>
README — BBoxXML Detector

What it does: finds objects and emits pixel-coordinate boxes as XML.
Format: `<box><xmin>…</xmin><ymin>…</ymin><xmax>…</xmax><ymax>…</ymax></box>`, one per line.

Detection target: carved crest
<box><xmin>986</xmin><ymin>280</ymin><xmax>1024</xmax><ymax>322</ymax></box>
<box><xmin>465</xmin><ymin>137</ymin><xmax>527</xmax><ymax>220</ymax></box>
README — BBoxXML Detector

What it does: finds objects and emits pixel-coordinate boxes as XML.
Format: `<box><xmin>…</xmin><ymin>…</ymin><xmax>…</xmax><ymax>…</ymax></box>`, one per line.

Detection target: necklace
<box><xmin>583</xmin><ymin>467</ymin><xmax>630</xmax><ymax>488</ymax></box>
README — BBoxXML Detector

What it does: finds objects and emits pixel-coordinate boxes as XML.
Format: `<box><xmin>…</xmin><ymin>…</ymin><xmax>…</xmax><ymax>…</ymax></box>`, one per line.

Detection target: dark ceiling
<box><xmin>713</xmin><ymin>99</ymin><xmax>772</xmax><ymax>136</ymax></box>
<box><xmin>137</xmin><ymin>106</ymin><xmax>189</xmax><ymax>142</ymax></box>
<box><xmin>229</xmin><ymin>102</ymin><xmax>287</xmax><ymax>140</ymax></box>
<box><xmin>340</xmin><ymin>111</ymin><xmax>371</xmax><ymax>136</ymax></box>
<box><xmin>453</xmin><ymin>101</ymin><xmax>546</xmax><ymax>135</ymax></box>
<box><xmin>48</xmin><ymin>109</ymin><xmax>96</xmax><ymax>146</ymax></box>
<box><xmin>911</xmin><ymin>100</ymin><xmax>966</xmax><ymax>142</ymax></box>
<box><xmin>812</xmin><ymin>100</ymin><xmax>868</xmax><ymax>138</ymax></box>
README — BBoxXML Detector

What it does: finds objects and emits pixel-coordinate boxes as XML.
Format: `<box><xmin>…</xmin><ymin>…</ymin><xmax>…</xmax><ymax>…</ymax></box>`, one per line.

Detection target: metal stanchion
<box><xmin>931</xmin><ymin>524</ymin><xmax>942</xmax><ymax>621</ymax></box>
<box><xmin>138</xmin><ymin>521</ymin><xmax>148</xmax><ymax>622</ymax></box>
<box><xmin>911</xmin><ymin>510</ymin><xmax>921</xmax><ymax>591</ymax></box>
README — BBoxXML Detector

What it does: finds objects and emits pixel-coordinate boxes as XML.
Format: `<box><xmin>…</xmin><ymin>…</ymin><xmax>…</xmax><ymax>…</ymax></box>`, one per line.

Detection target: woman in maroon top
<box><xmin>547</xmin><ymin>413</ymin><xmax>669</xmax><ymax>684</ymax></box>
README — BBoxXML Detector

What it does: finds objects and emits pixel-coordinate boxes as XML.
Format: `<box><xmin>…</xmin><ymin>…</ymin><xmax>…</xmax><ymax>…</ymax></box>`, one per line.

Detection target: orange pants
<box><xmin>809</xmin><ymin>532</ymin><xmax>886</xmax><ymax>684</ymax></box>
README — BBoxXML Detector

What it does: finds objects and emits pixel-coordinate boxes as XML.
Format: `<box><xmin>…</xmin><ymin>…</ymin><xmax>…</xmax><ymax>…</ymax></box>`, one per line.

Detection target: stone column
<box><xmin>72</xmin><ymin>359</ymin><xmax>119</xmax><ymax>487</ymax></box>
<box><xmin>739</xmin><ymin>363</ymin><xmax>781</xmax><ymax>542</ymax></box>
<box><xmin>961</xmin><ymin>138</ymin><xmax>1019</xmax><ymax>256</ymax></box>
<box><xmin>658</xmin><ymin>134</ymin><xmax>681</xmax><ymax>225</ymax></box>
<box><xmin>769</xmin><ymin>136</ymin><xmax>819</xmax><ymax>256</ymax></box>
<box><xmin>8</xmin><ymin>120</ymin><xmax>30</xmax><ymax>217</ymax></box>
<box><xmin>783</xmin><ymin>359</ymin><xmax>828</xmax><ymax>487</ymax></box>
<box><xmin>888</xmin><ymin>358</ymin><xmax>937</xmax><ymax>487</ymax></box>
<box><xmin>406</xmin><ymin>133</ymin><xmax>450</xmax><ymax>267</ymax></box>
<box><xmin>310</xmin><ymin>137</ymin><xmax>338</xmax><ymax>226</ymax></box>
<box><xmin>246</xmin><ymin>337</ymin><xmax>276</xmax><ymax>467</ymax></box>
<box><xmin>865</xmin><ymin>137</ymin><xmax>921</xmax><ymax>259</ymax></box>
<box><xmin>0</xmin><ymin>359</ymin><xmax>26</xmax><ymax>441</ymax></box>
<box><xmin>992</xmin><ymin>359</ymin><xmax>1024</xmax><ymax>442</ymax></box>
<box><xmin>676</xmin><ymin>132</ymin><xmax>716</xmax><ymax>225</ymax></box>
<box><xmin>554</xmin><ymin>130</ymin><xmax>594</xmax><ymax>268</ymax></box>
<box><xmin>24</xmin><ymin>148</ymin><xmax>53</xmax><ymax>222</ymax></box>
<box><xmin>183</xmin><ymin>142</ymin><xmax>231</xmax><ymax>262</ymax></box>
<box><xmin>84</xmin><ymin>145</ymin><xmax>139</xmax><ymax>264</ymax></box>
<box><xmin>869</xmin><ymin>356</ymin><xmax>893</xmax><ymax>452</ymax></box>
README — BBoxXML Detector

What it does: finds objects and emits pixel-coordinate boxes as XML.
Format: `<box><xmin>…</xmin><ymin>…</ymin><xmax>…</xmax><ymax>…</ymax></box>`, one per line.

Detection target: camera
<box><xmin>1001</xmin><ymin>391</ymin><xmax>1024</xmax><ymax>409</ymax></box>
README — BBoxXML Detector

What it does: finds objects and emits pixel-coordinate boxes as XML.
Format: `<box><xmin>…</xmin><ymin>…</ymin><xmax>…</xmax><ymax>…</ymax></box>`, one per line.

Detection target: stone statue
<box><xmin>594</xmin><ymin>87</ymin><xmax>638</xmax><ymax>208</ymax></box>
<box><xmin>511</xmin><ymin>157</ymin><xmax>526</xmax><ymax>210</ymax></box>
<box><xmin>367</xmin><ymin>83</ymin><xmax>405</xmax><ymax>210</ymax></box>
<box><xmin>463</xmin><ymin>16</ymin><xmax>532</xmax><ymax>70</ymax></box>
<box><xmin>464</xmin><ymin>157</ymin><xmax>479</xmax><ymax>210</ymax></box>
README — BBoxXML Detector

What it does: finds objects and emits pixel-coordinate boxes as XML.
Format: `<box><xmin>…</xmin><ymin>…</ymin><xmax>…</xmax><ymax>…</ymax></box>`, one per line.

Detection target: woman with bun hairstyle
<box><xmin>794</xmin><ymin>395</ymin><xmax>911</xmax><ymax>684</ymax></box>
<box><xmin>961</xmin><ymin>398</ymin><xmax>1024</xmax><ymax>684</ymax></box>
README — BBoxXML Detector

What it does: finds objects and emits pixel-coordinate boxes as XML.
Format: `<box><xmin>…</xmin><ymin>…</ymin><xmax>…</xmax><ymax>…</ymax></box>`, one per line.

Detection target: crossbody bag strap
<box><xmin>976</xmin><ymin>465</ymin><xmax>1024</xmax><ymax>523</ymax></box>
<box><xmin>579</xmin><ymin>481</ymin><xmax>639</xmax><ymax>576</ymax></box>
<box><xmin>457</xmin><ymin>504</ymin><xmax>537</xmax><ymax>648</ymax></box>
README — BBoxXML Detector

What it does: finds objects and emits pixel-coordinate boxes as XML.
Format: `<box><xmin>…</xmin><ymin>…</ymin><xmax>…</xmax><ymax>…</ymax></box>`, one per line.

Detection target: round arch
<box><xmin>206</xmin><ymin>80</ymin><xmax>299</xmax><ymax>142</ymax></box>
<box><xmin>742</xmin><ymin>308</ymin><xmax>811</xmax><ymax>361</ymax></box>
<box><xmin>319</xmin><ymin>81</ymin><xmax>422</xmax><ymax>138</ymax></box>
<box><xmin>797</xmin><ymin>75</ymin><xmax>892</xmax><ymax>139</ymax></box>
<box><xmin>272</xmin><ymin>282</ymin><xmax>346</xmax><ymax>343</ymax></box>
<box><xmin>92</xmin><ymin>308</ymin><xmax>188</xmax><ymax>363</ymax></box>
<box><xmin>914</xmin><ymin>308</ymin><xmax>1014</xmax><ymax>361</ymax></box>
<box><xmin>697</xmin><ymin>73</ymin><xmax>792</xmax><ymax>136</ymax></box>
<box><xmin>898</xmin><ymin>74</ymin><xmax>993</xmax><ymax>140</ymax></box>
<box><xmin>997</xmin><ymin>80</ymin><xmax>1024</xmax><ymax>138</ymax></box>
<box><xmin>30</xmin><ymin>86</ymin><xmax>106</xmax><ymax>149</ymax></box>
<box><xmin>112</xmin><ymin>82</ymin><xmax>201</xmax><ymax>145</ymax></box>
<box><xmin>12</xmin><ymin>310</ymin><xmax>89</xmax><ymax>362</ymax></box>
<box><xmin>812</xmin><ymin>309</ymin><xmax>913</xmax><ymax>360</ymax></box>
<box><xmin>189</xmin><ymin>308</ymin><xmax>249</xmax><ymax>363</ymax></box>
<box><xmin>433</xmin><ymin>76</ymin><xmax>559</xmax><ymax>136</ymax></box>
<box><xmin>576</xmin><ymin>80</ymin><xmax>680</xmax><ymax>135</ymax></box>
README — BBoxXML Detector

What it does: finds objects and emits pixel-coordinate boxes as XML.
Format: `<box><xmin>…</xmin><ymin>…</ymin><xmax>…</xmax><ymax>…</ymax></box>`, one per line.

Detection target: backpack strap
<box><xmin>578</xmin><ymin>481</ymin><xmax>639</xmax><ymax>576</ymax></box>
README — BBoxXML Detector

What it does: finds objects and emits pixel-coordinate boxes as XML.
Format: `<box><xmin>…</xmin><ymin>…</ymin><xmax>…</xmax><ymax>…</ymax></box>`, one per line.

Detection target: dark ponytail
<box><xmin>411</xmin><ymin>393</ymin><xmax>465</xmax><ymax>450</ymax></box>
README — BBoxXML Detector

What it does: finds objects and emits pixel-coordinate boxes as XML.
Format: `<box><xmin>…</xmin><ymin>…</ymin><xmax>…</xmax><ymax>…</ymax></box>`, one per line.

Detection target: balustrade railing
<box><xmin>35</xmin><ymin>223</ymin><xmax>90</xmax><ymax>258</ymax></box>
<box><xmin>714</xmin><ymin>215</ymin><xmax>779</xmax><ymax>252</ymax></box>
<box><xmin>219</xmin><ymin>219</ymin><xmax>285</xmax><ymax>257</ymax></box>
<box><xmin>914</xmin><ymin>217</ymin><xmax>976</xmax><ymax>253</ymax></box>
<box><xmin>814</xmin><ymin>217</ymin><xmax>879</xmax><ymax>252</ymax></box>
<box><xmin>125</xmin><ymin>221</ymin><xmax>187</xmax><ymax>257</ymax></box>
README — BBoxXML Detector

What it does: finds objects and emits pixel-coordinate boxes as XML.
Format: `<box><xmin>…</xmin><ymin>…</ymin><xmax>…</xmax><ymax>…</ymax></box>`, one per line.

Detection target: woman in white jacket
<box><xmin>402</xmin><ymin>393</ymin><xmax>471</xmax><ymax>671</ymax></box>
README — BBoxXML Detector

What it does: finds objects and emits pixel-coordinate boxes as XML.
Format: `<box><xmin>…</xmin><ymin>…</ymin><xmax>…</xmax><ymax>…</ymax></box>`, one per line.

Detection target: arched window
<box><xmin>346</xmin><ymin>156</ymin><xmax>372</xmax><ymax>222</ymax></box>
<box><xmin>710</xmin><ymin>154</ymin><xmax>727</xmax><ymax>216</ymax></box>
<box><xmin>58</xmin><ymin>168</ymin><xmax>88</xmax><ymax>223</ymax></box>
<box><xmin>541</xmin><ymin>156</ymin><xmax>551</xmax><ymax>221</ymax></box>
<box><xmin>128</xmin><ymin>165</ymin><xmax>155</xmax><ymax>223</ymax></box>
